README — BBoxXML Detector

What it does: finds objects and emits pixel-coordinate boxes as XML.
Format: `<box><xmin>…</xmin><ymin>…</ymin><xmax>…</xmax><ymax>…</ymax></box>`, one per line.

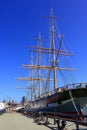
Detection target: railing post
<box><xmin>61</xmin><ymin>120</ymin><xmax>67</xmax><ymax>130</ymax></box>
<box><xmin>56</xmin><ymin>119</ymin><xmax>60</xmax><ymax>130</ymax></box>
<box><xmin>75</xmin><ymin>120</ymin><xmax>79</xmax><ymax>130</ymax></box>
<box><xmin>54</xmin><ymin>113</ymin><xmax>56</xmax><ymax>124</ymax></box>
<box><xmin>45</xmin><ymin>112</ymin><xmax>49</xmax><ymax>125</ymax></box>
<box><xmin>76</xmin><ymin>123</ymin><xmax>79</xmax><ymax>130</ymax></box>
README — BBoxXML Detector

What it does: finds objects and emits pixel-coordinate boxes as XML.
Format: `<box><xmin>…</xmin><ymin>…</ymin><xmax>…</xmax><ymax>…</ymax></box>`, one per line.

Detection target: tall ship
<box><xmin>17</xmin><ymin>9</ymin><xmax>87</xmax><ymax>116</ymax></box>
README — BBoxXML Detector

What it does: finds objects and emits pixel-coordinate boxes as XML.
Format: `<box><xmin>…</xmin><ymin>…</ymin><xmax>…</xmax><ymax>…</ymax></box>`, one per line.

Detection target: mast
<box><xmin>50</xmin><ymin>8</ymin><xmax>56</xmax><ymax>91</ymax></box>
<box><xmin>30</xmin><ymin>53</ymin><xmax>34</xmax><ymax>100</ymax></box>
<box><xmin>37</xmin><ymin>32</ymin><xmax>41</xmax><ymax>97</ymax></box>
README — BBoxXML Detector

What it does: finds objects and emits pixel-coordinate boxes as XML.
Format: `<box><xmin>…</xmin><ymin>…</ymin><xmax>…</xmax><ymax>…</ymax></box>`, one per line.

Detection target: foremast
<box><xmin>37</xmin><ymin>32</ymin><xmax>41</xmax><ymax>97</ymax></box>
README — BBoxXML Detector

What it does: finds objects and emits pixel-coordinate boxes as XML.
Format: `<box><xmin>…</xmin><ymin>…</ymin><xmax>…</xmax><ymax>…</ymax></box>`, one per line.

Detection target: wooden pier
<box><xmin>0</xmin><ymin>112</ymin><xmax>49</xmax><ymax>130</ymax></box>
<box><xmin>0</xmin><ymin>112</ymin><xmax>87</xmax><ymax>130</ymax></box>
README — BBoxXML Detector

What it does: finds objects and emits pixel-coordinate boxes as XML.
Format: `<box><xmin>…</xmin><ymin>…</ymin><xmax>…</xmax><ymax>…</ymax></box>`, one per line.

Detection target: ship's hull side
<box><xmin>28</xmin><ymin>88</ymin><xmax>87</xmax><ymax>115</ymax></box>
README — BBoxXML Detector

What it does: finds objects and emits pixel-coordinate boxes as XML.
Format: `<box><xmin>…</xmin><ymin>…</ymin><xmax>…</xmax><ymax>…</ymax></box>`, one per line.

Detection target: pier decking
<box><xmin>0</xmin><ymin>112</ymin><xmax>49</xmax><ymax>130</ymax></box>
<box><xmin>0</xmin><ymin>112</ymin><xmax>87</xmax><ymax>130</ymax></box>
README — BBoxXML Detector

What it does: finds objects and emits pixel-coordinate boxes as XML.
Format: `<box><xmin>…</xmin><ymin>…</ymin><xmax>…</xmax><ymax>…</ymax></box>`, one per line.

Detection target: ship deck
<box><xmin>0</xmin><ymin>112</ymin><xmax>87</xmax><ymax>130</ymax></box>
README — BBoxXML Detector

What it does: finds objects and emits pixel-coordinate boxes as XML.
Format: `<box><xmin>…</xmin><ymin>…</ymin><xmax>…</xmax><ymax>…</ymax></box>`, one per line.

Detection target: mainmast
<box><xmin>50</xmin><ymin>8</ymin><xmax>57</xmax><ymax>91</ymax></box>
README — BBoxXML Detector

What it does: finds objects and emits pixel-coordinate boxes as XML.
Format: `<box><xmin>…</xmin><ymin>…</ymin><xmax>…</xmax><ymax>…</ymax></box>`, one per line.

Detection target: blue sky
<box><xmin>0</xmin><ymin>0</ymin><xmax>87</xmax><ymax>102</ymax></box>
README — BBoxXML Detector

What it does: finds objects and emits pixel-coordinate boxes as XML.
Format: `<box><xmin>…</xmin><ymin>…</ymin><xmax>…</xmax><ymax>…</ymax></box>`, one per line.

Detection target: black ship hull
<box><xmin>27</xmin><ymin>87</ymin><xmax>87</xmax><ymax>115</ymax></box>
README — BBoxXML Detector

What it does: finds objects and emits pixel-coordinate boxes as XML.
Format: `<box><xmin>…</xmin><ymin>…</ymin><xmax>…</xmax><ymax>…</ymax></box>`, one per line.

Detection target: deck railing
<box><xmin>39</xmin><ymin>82</ymin><xmax>87</xmax><ymax>98</ymax></box>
